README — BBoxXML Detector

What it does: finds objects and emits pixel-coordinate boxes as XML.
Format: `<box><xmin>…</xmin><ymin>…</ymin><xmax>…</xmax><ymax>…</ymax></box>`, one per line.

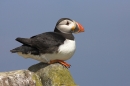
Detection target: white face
<box><xmin>56</xmin><ymin>19</ymin><xmax>76</xmax><ymax>34</ymax></box>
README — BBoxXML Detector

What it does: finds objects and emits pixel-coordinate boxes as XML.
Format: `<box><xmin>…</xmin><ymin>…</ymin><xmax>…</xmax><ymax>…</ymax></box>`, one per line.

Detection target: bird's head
<box><xmin>54</xmin><ymin>18</ymin><xmax>84</xmax><ymax>34</ymax></box>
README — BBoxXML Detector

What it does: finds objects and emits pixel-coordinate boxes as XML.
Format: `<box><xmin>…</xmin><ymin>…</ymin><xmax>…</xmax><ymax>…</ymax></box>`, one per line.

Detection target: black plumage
<box><xmin>10</xmin><ymin>32</ymin><xmax>74</xmax><ymax>55</ymax></box>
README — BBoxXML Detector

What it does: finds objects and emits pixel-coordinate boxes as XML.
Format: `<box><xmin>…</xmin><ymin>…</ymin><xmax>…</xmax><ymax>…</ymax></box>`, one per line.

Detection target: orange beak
<box><xmin>72</xmin><ymin>22</ymin><xmax>84</xmax><ymax>33</ymax></box>
<box><xmin>76</xmin><ymin>22</ymin><xmax>85</xmax><ymax>33</ymax></box>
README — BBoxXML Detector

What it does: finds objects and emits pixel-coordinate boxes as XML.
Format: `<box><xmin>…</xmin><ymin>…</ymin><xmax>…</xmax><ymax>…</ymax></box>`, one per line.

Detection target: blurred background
<box><xmin>0</xmin><ymin>0</ymin><xmax>130</xmax><ymax>86</ymax></box>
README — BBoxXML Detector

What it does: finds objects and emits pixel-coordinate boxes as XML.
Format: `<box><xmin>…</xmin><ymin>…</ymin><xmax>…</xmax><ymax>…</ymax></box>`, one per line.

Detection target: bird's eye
<box><xmin>66</xmin><ymin>21</ymin><xmax>69</xmax><ymax>25</ymax></box>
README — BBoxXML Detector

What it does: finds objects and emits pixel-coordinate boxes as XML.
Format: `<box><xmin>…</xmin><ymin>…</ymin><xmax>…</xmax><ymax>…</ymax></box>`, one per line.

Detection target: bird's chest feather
<box><xmin>42</xmin><ymin>39</ymin><xmax>76</xmax><ymax>62</ymax></box>
<box><xmin>58</xmin><ymin>39</ymin><xmax>76</xmax><ymax>55</ymax></box>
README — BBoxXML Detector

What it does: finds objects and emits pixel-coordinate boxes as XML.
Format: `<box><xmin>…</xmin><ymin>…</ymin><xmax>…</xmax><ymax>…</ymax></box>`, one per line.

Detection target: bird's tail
<box><xmin>16</xmin><ymin>37</ymin><xmax>31</xmax><ymax>46</ymax></box>
<box><xmin>10</xmin><ymin>45</ymin><xmax>39</xmax><ymax>55</ymax></box>
<box><xmin>10</xmin><ymin>46</ymin><xmax>23</xmax><ymax>53</ymax></box>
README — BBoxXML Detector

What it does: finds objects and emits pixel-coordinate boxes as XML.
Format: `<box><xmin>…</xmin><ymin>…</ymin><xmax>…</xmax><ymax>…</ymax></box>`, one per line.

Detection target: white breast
<box><xmin>58</xmin><ymin>39</ymin><xmax>76</xmax><ymax>59</ymax></box>
<box><xmin>17</xmin><ymin>39</ymin><xmax>76</xmax><ymax>63</ymax></box>
<box><xmin>42</xmin><ymin>39</ymin><xmax>76</xmax><ymax>62</ymax></box>
<box><xmin>58</xmin><ymin>39</ymin><xmax>76</xmax><ymax>57</ymax></box>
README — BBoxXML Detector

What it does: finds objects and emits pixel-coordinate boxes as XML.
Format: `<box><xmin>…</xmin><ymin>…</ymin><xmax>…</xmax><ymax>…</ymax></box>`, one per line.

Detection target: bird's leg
<box><xmin>49</xmin><ymin>60</ymin><xmax>71</xmax><ymax>68</ymax></box>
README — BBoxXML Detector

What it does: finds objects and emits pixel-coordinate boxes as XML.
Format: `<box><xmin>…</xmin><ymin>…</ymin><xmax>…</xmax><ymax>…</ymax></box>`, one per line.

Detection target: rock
<box><xmin>29</xmin><ymin>63</ymin><xmax>76</xmax><ymax>86</ymax></box>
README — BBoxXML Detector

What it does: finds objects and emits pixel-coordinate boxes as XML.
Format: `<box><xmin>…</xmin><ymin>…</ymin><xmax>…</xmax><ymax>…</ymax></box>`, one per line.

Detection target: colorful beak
<box><xmin>72</xmin><ymin>22</ymin><xmax>84</xmax><ymax>33</ymax></box>
<box><xmin>76</xmin><ymin>22</ymin><xmax>84</xmax><ymax>33</ymax></box>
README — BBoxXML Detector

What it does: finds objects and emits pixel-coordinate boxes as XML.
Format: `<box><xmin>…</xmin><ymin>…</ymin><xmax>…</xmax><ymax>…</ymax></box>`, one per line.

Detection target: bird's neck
<box><xmin>54</xmin><ymin>27</ymin><xmax>74</xmax><ymax>40</ymax></box>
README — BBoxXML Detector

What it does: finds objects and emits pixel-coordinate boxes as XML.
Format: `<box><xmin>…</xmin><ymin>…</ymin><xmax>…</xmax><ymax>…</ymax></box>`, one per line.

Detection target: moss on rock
<box><xmin>32</xmin><ymin>74</ymin><xmax>43</xmax><ymax>86</ymax></box>
<box><xmin>29</xmin><ymin>63</ymin><xmax>77</xmax><ymax>86</ymax></box>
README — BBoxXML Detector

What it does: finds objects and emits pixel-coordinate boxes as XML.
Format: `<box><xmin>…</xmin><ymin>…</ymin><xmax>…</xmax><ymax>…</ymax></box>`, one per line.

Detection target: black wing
<box><xmin>12</xmin><ymin>32</ymin><xmax>65</xmax><ymax>54</ymax></box>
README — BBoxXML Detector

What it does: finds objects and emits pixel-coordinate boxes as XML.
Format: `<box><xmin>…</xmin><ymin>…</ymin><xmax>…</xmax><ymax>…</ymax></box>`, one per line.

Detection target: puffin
<box><xmin>10</xmin><ymin>18</ymin><xmax>84</xmax><ymax>68</ymax></box>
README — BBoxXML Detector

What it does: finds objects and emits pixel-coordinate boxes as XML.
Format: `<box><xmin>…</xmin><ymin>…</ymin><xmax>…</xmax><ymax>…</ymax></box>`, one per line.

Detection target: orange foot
<box><xmin>49</xmin><ymin>60</ymin><xmax>71</xmax><ymax>68</ymax></box>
